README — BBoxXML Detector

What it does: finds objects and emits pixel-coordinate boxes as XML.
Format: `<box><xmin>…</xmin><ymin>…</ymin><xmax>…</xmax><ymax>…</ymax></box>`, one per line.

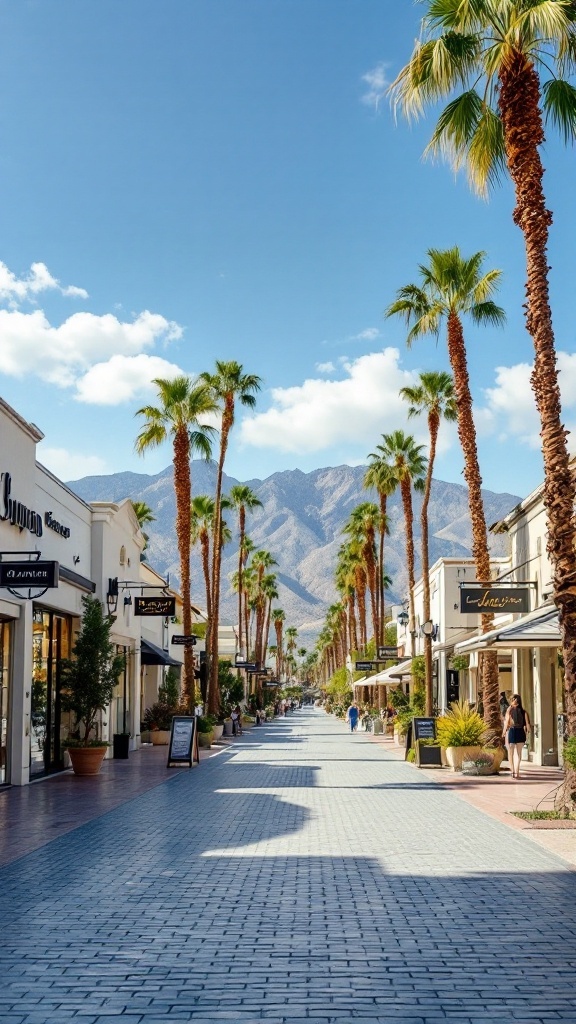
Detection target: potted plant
<box><xmin>196</xmin><ymin>714</ymin><xmax>215</xmax><ymax>748</ymax></box>
<box><xmin>142</xmin><ymin>701</ymin><xmax>176</xmax><ymax>745</ymax></box>
<box><xmin>436</xmin><ymin>700</ymin><xmax>487</xmax><ymax>772</ymax></box>
<box><xmin>60</xmin><ymin>594</ymin><xmax>125</xmax><ymax>776</ymax></box>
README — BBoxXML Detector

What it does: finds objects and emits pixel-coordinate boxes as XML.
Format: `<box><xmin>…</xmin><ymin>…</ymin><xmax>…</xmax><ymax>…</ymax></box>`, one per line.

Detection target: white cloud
<box><xmin>239</xmin><ymin>348</ymin><xmax>428</xmax><ymax>454</ymax></box>
<box><xmin>361</xmin><ymin>63</ymin><xmax>389</xmax><ymax>110</ymax></box>
<box><xmin>479</xmin><ymin>352</ymin><xmax>576</xmax><ymax>450</ymax></box>
<box><xmin>350</xmin><ymin>327</ymin><xmax>380</xmax><ymax>342</ymax></box>
<box><xmin>0</xmin><ymin>307</ymin><xmax>183</xmax><ymax>393</ymax></box>
<box><xmin>75</xmin><ymin>353</ymin><xmax>183</xmax><ymax>405</ymax></box>
<box><xmin>37</xmin><ymin>445</ymin><xmax>109</xmax><ymax>480</ymax></box>
<box><xmin>316</xmin><ymin>361</ymin><xmax>335</xmax><ymax>373</ymax></box>
<box><xmin>0</xmin><ymin>261</ymin><xmax>88</xmax><ymax>305</ymax></box>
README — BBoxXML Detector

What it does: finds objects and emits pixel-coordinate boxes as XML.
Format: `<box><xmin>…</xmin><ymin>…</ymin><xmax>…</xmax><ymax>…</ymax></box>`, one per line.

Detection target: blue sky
<box><xmin>0</xmin><ymin>0</ymin><xmax>574</xmax><ymax>499</ymax></box>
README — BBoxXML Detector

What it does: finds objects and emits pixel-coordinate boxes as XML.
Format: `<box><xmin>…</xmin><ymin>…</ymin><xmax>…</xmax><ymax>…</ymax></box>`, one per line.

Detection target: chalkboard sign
<box><xmin>167</xmin><ymin>716</ymin><xmax>199</xmax><ymax>768</ymax></box>
<box><xmin>412</xmin><ymin>717</ymin><xmax>436</xmax><ymax>741</ymax></box>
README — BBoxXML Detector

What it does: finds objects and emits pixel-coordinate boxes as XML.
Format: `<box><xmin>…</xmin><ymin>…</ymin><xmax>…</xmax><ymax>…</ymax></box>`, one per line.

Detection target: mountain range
<box><xmin>67</xmin><ymin>462</ymin><xmax>519</xmax><ymax>644</ymax></box>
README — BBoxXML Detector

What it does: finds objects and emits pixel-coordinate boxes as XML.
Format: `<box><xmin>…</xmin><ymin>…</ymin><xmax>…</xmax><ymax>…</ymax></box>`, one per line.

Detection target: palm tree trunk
<box><xmin>400</xmin><ymin>478</ymin><xmax>417</xmax><ymax>661</ymax></box>
<box><xmin>499</xmin><ymin>55</ymin><xmax>576</xmax><ymax>801</ymax></box>
<box><xmin>200</xmin><ymin>531</ymin><xmax>212</xmax><ymax>624</ymax></box>
<box><xmin>446</xmin><ymin>310</ymin><xmax>499</xmax><ymax>735</ymax></box>
<box><xmin>173</xmin><ymin>428</ymin><xmax>194</xmax><ymax>703</ymax></box>
<box><xmin>421</xmin><ymin>413</ymin><xmax>438</xmax><ymax>716</ymax></box>
<box><xmin>378</xmin><ymin>495</ymin><xmax>387</xmax><ymax>645</ymax></box>
<box><xmin>208</xmin><ymin>406</ymin><xmax>233</xmax><ymax>715</ymax></box>
<box><xmin>237</xmin><ymin>507</ymin><xmax>246</xmax><ymax>655</ymax></box>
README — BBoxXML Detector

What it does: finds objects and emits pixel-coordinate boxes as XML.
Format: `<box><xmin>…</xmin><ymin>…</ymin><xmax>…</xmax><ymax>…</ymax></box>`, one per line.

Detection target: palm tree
<box><xmin>251</xmin><ymin>550</ymin><xmax>277</xmax><ymax>665</ymax></box>
<box><xmin>135</xmin><ymin>376</ymin><xmax>217</xmax><ymax>703</ymax></box>
<box><xmin>386</xmin><ymin>248</ymin><xmax>505</xmax><ymax>734</ymax></box>
<box><xmin>400</xmin><ymin>372</ymin><xmax>458</xmax><ymax>714</ymax></box>
<box><xmin>364</xmin><ymin>456</ymin><xmax>396</xmax><ymax>645</ymax></box>
<box><xmin>190</xmin><ymin>495</ymin><xmax>216</xmax><ymax>623</ymax></box>
<box><xmin>378</xmin><ymin>431</ymin><xmax>426</xmax><ymax>660</ymax></box>
<box><xmin>200</xmin><ymin>361</ymin><xmax>262</xmax><ymax>714</ymax></box>
<box><xmin>344</xmin><ymin>503</ymin><xmax>380</xmax><ymax>647</ymax></box>
<box><xmin>272</xmin><ymin>608</ymin><xmax>286</xmax><ymax>678</ymax></box>
<box><xmin>229</xmin><ymin>484</ymin><xmax>263</xmax><ymax>658</ymax></box>
<box><xmin>131</xmin><ymin>500</ymin><xmax>156</xmax><ymax>559</ymax></box>
<box><xmin>391</xmin><ymin>0</ymin><xmax>576</xmax><ymax>771</ymax></box>
<box><xmin>261</xmin><ymin>574</ymin><xmax>279</xmax><ymax>665</ymax></box>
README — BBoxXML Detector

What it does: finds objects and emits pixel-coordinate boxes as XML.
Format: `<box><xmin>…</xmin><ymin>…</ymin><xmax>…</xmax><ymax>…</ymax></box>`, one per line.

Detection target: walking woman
<box><xmin>502</xmin><ymin>694</ymin><xmax>531</xmax><ymax>780</ymax></box>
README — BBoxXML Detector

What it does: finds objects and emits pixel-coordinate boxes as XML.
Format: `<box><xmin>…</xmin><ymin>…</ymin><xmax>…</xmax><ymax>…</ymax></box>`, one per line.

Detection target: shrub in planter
<box><xmin>436</xmin><ymin>700</ymin><xmax>487</xmax><ymax>772</ymax></box>
<box><xmin>59</xmin><ymin>595</ymin><xmax>125</xmax><ymax>775</ymax></box>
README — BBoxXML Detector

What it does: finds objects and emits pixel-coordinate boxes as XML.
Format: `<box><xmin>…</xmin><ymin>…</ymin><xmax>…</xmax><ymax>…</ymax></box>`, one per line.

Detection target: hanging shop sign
<box><xmin>460</xmin><ymin>586</ymin><xmax>531</xmax><ymax>615</ymax></box>
<box><xmin>355</xmin><ymin>661</ymin><xmax>377</xmax><ymax>672</ymax></box>
<box><xmin>377</xmin><ymin>646</ymin><xmax>400</xmax><ymax>660</ymax></box>
<box><xmin>171</xmin><ymin>635</ymin><xmax>197</xmax><ymax>646</ymax></box>
<box><xmin>0</xmin><ymin>472</ymin><xmax>43</xmax><ymax>537</ymax></box>
<box><xmin>134</xmin><ymin>596</ymin><xmax>176</xmax><ymax>616</ymax></box>
<box><xmin>0</xmin><ymin>560</ymin><xmax>59</xmax><ymax>589</ymax></box>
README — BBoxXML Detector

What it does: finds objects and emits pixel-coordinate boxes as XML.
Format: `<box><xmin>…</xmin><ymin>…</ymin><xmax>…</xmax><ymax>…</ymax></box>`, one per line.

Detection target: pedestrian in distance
<box><xmin>346</xmin><ymin>701</ymin><xmax>359</xmax><ymax>733</ymax></box>
<box><xmin>502</xmin><ymin>693</ymin><xmax>531</xmax><ymax>780</ymax></box>
<box><xmin>231</xmin><ymin>705</ymin><xmax>242</xmax><ymax>736</ymax></box>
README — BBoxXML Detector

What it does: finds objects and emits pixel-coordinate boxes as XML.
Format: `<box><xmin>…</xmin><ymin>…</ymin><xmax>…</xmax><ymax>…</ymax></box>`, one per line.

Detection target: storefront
<box><xmin>30</xmin><ymin>607</ymin><xmax>74</xmax><ymax>776</ymax></box>
<box><xmin>0</xmin><ymin>617</ymin><xmax>12</xmax><ymax>785</ymax></box>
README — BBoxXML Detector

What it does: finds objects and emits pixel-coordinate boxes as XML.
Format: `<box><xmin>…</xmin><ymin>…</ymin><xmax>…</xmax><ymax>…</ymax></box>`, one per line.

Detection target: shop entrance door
<box><xmin>31</xmin><ymin>610</ymin><xmax>71</xmax><ymax>776</ymax></box>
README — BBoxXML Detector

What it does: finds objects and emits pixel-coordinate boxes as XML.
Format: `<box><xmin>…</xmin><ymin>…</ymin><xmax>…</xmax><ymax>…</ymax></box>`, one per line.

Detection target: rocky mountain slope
<box><xmin>67</xmin><ymin>462</ymin><xmax>519</xmax><ymax>642</ymax></box>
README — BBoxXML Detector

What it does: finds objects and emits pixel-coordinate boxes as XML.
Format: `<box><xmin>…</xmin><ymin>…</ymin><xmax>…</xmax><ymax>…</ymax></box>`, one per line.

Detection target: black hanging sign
<box><xmin>0</xmin><ymin>561</ymin><xmax>59</xmax><ymax>588</ymax></box>
<box><xmin>135</xmin><ymin>596</ymin><xmax>176</xmax><ymax>616</ymax></box>
<box><xmin>377</xmin><ymin>646</ymin><xmax>399</xmax><ymax>660</ymax></box>
<box><xmin>460</xmin><ymin>587</ymin><xmax>531</xmax><ymax>614</ymax></box>
<box><xmin>355</xmin><ymin>661</ymin><xmax>376</xmax><ymax>672</ymax></box>
<box><xmin>171</xmin><ymin>635</ymin><xmax>197</xmax><ymax>646</ymax></box>
<box><xmin>167</xmin><ymin>716</ymin><xmax>199</xmax><ymax>767</ymax></box>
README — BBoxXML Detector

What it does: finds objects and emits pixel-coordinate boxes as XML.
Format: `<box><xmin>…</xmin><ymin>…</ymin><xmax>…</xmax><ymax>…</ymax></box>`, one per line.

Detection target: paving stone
<box><xmin>0</xmin><ymin>711</ymin><xmax>575</xmax><ymax>1024</ymax></box>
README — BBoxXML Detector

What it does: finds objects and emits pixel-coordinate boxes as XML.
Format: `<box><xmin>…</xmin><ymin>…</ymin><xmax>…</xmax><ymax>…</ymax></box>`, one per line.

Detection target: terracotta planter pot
<box><xmin>67</xmin><ymin>746</ymin><xmax>107</xmax><ymax>776</ymax></box>
<box><xmin>444</xmin><ymin>745</ymin><xmax>483</xmax><ymax>772</ymax></box>
<box><xmin>212</xmin><ymin>724</ymin><xmax>224</xmax><ymax>742</ymax></box>
<box><xmin>484</xmin><ymin>747</ymin><xmax>505</xmax><ymax>774</ymax></box>
<box><xmin>151</xmin><ymin>730</ymin><xmax>170</xmax><ymax>745</ymax></box>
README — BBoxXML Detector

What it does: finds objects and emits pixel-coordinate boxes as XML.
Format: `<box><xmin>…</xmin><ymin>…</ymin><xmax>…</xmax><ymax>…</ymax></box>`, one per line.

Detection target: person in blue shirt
<box><xmin>346</xmin><ymin>701</ymin><xmax>359</xmax><ymax>733</ymax></box>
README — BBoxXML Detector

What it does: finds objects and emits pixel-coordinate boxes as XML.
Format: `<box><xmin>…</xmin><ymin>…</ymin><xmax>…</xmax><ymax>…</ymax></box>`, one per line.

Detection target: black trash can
<box><xmin>113</xmin><ymin>733</ymin><xmax>130</xmax><ymax>759</ymax></box>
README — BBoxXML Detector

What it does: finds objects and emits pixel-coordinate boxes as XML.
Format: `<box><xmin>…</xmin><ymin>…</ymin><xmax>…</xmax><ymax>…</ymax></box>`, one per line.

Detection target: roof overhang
<box><xmin>140</xmin><ymin>639</ymin><xmax>181</xmax><ymax>667</ymax></box>
<box><xmin>454</xmin><ymin>604</ymin><xmax>560</xmax><ymax>654</ymax></box>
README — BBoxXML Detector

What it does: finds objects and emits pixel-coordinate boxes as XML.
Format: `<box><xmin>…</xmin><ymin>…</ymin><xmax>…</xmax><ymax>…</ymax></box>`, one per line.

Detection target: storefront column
<box><xmin>131</xmin><ymin>646</ymin><xmax>141</xmax><ymax>750</ymax></box>
<box><xmin>10</xmin><ymin>601</ymin><xmax>32</xmax><ymax>786</ymax></box>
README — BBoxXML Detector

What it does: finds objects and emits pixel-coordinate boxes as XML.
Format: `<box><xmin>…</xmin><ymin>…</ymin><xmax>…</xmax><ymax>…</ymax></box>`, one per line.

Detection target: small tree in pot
<box><xmin>60</xmin><ymin>595</ymin><xmax>125</xmax><ymax>775</ymax></box>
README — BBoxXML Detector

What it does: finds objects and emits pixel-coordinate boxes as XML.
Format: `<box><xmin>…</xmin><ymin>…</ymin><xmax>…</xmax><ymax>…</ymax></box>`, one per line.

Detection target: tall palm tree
<box><xmin>391</xmin><ymin>0</ymin><xmax>576</xmax><ymax>769</ymax></box>
<box><xmin>377</xmin><ymin>431</ymin><xmax>426</xmax><ymax>661</ymax></box>
<box><xmin>386</xmin><ymin>248</ymin><xmax>505</xmax><ymax>734</ymax></box>
<box><xmin>200</xmin><ymin>361</ymin><xmax>262</xmax><ymax>714</ymax></box>
<box><xmin>135</xmin><ymin>376</ymin><xmax>217</xmax><ymax>703</ymax></box>
<box><xmin>131</xmin><ymin>500</ymin><xmax>155</xmax><ymax>559</ymax></box>
<box><xmin>272</xmin><ymin>608</ymin><xmax>286</xmax><ymax>679</ymax></box>
<box><xmin>364</xmin><ymin>456</ymin><xmax>396</xmax><ymax>645</ymax></box>
<box><xmin>344</xmin><ymin>503</ymin><xmax>381</xmax><ymax>647</ymax></box>
<box><xmin>400</xmin><ymin>372</ymin><xmax>458</xmax><ymax>714</ymax></box>
<box><xmin>190</xmin><ymin>494</ymin><xmax>216</xmax><ymax>623</ymax></box>
<box><xmin>229</xmin><ymin>484</ymin><xmax>263</xmax><ymax>657</ymax></box>
<box><xmin>251</xmin><ymin>550</ymin><xmax>277</xmax><ymax>665</ymax></box>
<box><xmin>261</xmin><ymin>574</ymin><xmax>279</xmax><ymax>665</ymax></box>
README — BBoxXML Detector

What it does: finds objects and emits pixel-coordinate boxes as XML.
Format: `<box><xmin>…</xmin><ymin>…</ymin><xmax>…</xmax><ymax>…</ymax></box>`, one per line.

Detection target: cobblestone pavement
<box><xmin>1</xmin><ymin>709</ymin><xmax>575</xmax><ymax>1024</ymax></box>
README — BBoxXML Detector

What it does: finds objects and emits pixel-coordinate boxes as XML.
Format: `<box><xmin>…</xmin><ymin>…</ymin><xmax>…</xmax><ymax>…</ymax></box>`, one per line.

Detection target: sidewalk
<box><xmin>0</xmin><ymin>733</ymin><xmax>238</xmax><ymax>867</ymax></box>
<box><xmin>368</xmin><ymin>728</ymin><xmax>575</xmax><ymax>867</ymax></box>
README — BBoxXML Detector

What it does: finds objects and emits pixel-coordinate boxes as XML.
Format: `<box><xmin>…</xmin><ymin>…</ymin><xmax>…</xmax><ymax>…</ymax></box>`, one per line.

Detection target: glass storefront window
<box><xmin>31</xmin><ymin>608</ymin><xmax>72</xmax><ymax>776</ymax></box>
<box><xmin>0</xmin><ymin>620</ymin><xmax>11</xmax><ymax>785</ymax></box>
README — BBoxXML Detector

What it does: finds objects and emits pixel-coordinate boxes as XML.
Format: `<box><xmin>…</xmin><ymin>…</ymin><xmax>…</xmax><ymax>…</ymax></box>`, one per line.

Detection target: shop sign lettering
<box><xmin>135</xmin><ymin>596</ymin><xmax>176</xmax><ymax>616</ymax></box>
<box><xmin>0</xmin><ymin>472</ymin><xmax>43</xmax><ymax>536</ymax></box>
<box><xmin>45</xmin><ymin>511</ymin><xmax>71</xmax><ymax>539</ymax></box>
<box><xmin>460</xmin><ymin>587</ymin><xmax>531</xmax><ymax>614</ymax></box>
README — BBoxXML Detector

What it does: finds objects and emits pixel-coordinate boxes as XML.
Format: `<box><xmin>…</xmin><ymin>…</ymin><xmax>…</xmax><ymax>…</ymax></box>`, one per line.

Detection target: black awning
<box><xmin>140</xmin><ymin>639</ymin><xmax>181</xmax><ymax>667</ymax></box>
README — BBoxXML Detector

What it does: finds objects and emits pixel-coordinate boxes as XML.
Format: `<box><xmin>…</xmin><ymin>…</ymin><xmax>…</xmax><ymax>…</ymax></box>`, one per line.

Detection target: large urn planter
<box><xmin>151</xmin><ymin>729</ymin><xmax>171</xmax><ymax>746</ymax></box>
<box><xmin>223</xmin><ymin>719</ymin><xmax>234</xmax><ymax>737</ymax></box>
<box><xmin>444</xmin><ymin>745</ymin><xmax>483</xmax><ymax>772</ymax></box>
<box><xmin>212</xmin><ymin>724</ymin><xmax>224</xmax><ymax>742</ymax></box>
<box><xmin>67</xmin><ymin>746</ymin><xmax>108</xmax><ymax>776</ymax></box>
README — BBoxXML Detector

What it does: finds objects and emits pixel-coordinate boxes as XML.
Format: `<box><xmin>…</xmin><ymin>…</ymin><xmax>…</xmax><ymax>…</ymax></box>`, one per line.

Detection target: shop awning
<box><xmin>354</xmin><ymin>660</ymin><xmax>412</xmax><ymax>686</ymax></box>
<box><xmin>140</xmin><ymin>639</ymin><xmax>181</xmax><ymax>667</ymax></box>
<box><xmin>454</xmin><ymin>604</ymin><xmax>560</xmax><ymax>654</ymax></box>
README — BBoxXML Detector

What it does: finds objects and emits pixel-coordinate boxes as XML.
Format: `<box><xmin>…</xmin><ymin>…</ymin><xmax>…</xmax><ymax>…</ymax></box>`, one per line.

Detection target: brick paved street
<box><xmin>1</xmin><ymin>708</ymin><xmax>575</xmax><ymax>1024</ymax></box>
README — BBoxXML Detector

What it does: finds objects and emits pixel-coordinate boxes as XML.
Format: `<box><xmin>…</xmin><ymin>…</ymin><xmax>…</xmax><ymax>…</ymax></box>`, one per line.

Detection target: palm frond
<box><xmin>513</xmin><ymin>1</ymin><xmax>572</xmax><ymax>50</ymax></box>
<box><xmin>469</xmin><ymin>299</ymin><xmax>507</xmax><ymax>327</ymax></box>
<box><xmin>543</xmin><ymin>77</ymin><xmax>576</xmax><ymax>140</ymax></box>
<box><xmin>467</xmin><ymin>103</ymin><xmax>506</xmax><ymax>193</ymax></box>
